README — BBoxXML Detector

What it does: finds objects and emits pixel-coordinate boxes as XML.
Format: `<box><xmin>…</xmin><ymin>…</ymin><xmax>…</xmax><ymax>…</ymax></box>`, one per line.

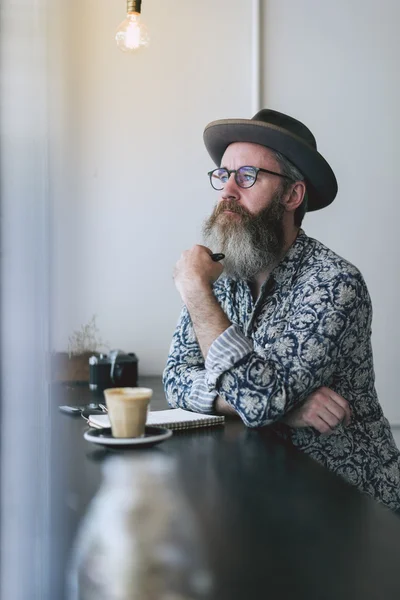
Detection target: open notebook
<box><xmin>88</xmin><ymin>408</ymin><xmax>225</xmax><ymax>431</ymax></box>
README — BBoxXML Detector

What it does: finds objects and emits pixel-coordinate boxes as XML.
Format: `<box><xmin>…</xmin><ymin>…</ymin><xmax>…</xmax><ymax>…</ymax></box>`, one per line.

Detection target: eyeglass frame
<box><xmin>207</xmin><ymin>165</ymin><xmax>295</xmax><ymax>190</ymax></box>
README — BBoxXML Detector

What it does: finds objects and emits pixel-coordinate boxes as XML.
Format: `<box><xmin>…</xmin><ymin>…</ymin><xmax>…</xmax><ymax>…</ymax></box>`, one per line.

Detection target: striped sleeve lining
<box><xmin>188</xmin><ymin>369</ymin><xmax>218</xmax><ymax>414</ymax></box>
<box><xmin>205</xmin><ymin>324</ymin><xmax>253</xmax><ymax>384</ymax></box>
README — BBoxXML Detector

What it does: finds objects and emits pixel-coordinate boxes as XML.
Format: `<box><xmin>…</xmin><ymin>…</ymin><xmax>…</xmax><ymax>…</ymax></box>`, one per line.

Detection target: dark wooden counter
<box><xmin>53</xmin><ymin>377</ymin><xmax>400</xmax><ymax>600</ymax></box>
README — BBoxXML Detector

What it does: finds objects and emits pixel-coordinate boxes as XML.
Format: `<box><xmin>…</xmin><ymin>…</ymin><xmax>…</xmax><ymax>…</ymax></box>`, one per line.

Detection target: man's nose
<box><xmin>221</xmin><ymin>173</ymin><xmax>240</xmax><ymax>201</ymax></box>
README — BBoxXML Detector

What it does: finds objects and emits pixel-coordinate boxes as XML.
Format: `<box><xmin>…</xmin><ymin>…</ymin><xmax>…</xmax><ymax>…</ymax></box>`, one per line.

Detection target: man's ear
<box><xmin>284</xmin><ymin>181</ymin><xmax>306</xmax><ymax>212</ymax></box>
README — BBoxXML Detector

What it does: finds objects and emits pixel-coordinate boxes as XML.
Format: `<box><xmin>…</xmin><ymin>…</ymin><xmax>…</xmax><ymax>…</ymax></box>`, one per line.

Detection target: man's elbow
<box><xmin>235</xmin><ymin>395</ymin><xmax>284</xmax><ymax>428</ymax></box>
<box><xmin>164</xmin><ymin>386</ymin><xmax>181</xmax><ymax>409</ymax></box>
<box><xmin>163</xmin><ymin>366</ymin><xmax>179</xmax><ymax>408</ymax></box>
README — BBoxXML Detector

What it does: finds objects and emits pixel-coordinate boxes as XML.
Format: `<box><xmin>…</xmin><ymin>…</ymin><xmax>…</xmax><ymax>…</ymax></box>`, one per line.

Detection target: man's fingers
<box><xmin>319</xmin><ymin>388</ymin><xmax>352</xmax><ymax>426</ymax></box>
<box><xmin>285</xmin><ymin>387</ymin><xmax>352</xmax><ymax>434</ymax></box>
<box><xmin>322</xmin><ymin>397</ymin><xmax>347</xmax><ymax>424</ymax></box>
<box><xmin>318</xmin><ymin>406</ymin><xmax>341</xmax><ymax>430</ymax></box>
<box><xmin>328</xmin><ymin>393</ymin><xmax>352</xmax><ymax>426</ymax></box>
<box><xmin>195</xmin><ymin>244</ymin><xmax>213</xmax><ymax>255</ymax></box>
<box><xmin>303</xmin><ymin>405</ymin><xmax>338</xmax><ymax>431</ymax></box>
<box><xmin>313</xmin><ymin>415</ymin><xmax>334</xmax><ymax>435</ymax></box>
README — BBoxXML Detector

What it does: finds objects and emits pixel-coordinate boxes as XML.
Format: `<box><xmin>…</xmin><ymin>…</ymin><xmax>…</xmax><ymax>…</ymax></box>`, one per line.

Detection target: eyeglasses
<box><xmin>207</xmin><ymin>165</ymin><xmax>294</xmax><ymax>191</ymax></box>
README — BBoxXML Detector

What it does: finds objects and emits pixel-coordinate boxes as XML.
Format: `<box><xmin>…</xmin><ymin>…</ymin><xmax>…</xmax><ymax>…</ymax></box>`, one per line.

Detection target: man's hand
<box><xmin>215</xmin><ymin>396</ymin><xmax>240</xmax><ymax>417</ymax></box>
<box><xmin>173</xmin><ymin>245</ymin><xmax>223</xmax><ymax>303</ymax></box>
<box><xmin>173</xmin><ymin>245</ymin><xmax>230</xmax><ymax>358</ymax></box>
<box><xmin>282</xmin><ymin>387</ymin><xmax>351</xmax><ymax>434</ymax></box>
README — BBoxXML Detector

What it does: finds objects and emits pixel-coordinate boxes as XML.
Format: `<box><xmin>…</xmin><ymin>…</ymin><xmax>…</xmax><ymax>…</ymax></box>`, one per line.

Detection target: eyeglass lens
<box><xmin>210</xmin><ymin>167</ymin><xmax>257</xmax><ymax>190</ymax></box>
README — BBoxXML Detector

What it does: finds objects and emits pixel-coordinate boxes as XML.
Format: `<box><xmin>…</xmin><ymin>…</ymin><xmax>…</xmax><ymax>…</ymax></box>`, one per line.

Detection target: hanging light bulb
<box><xmin>115</xmin><ymin>0</ymin><xmax>150</xmax><ymax>52</ymax></box>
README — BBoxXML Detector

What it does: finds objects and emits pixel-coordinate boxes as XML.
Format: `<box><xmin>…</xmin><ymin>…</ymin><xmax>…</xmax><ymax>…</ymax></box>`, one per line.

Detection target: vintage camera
<box><xmin>89</xmin><ymin>350</ymin><xmax>138</xmax><ymax>391</ymax></box>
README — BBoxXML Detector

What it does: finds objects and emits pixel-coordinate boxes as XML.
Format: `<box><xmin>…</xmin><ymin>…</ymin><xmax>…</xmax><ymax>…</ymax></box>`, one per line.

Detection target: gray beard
<box><xmin>202</xmin><ymin>193</ymin><xmax>285</xmax><ymax>281</ymax></box>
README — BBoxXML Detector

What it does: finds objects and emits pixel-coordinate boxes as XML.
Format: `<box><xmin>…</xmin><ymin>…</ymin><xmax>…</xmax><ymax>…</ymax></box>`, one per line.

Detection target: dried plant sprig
<box><xmin>67</xmin><ymin>315</ymin><xmax>109</xmax><ymax>358</ymax></box>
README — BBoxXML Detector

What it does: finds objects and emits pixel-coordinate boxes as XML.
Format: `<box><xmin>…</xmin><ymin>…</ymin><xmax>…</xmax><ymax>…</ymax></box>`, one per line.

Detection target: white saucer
<box><xmin>84</xmin><ymin>426</ymin><xmax>172</xmax><ymax>449</ymax></box>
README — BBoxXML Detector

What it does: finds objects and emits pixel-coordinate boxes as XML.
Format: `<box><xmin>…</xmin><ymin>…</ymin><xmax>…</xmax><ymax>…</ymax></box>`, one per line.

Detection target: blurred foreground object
<box><xmin>67</xmin><ymin>453</ymin><xmax>212</xmax><ymax>600</ymax></box>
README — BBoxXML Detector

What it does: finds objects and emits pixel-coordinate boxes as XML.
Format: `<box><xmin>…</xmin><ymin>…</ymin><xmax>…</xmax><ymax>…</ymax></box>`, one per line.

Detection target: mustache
<box><xmin>213</xmin><ymin>200</ymin><xmax>251</xmax><ymax>219</ymax></box>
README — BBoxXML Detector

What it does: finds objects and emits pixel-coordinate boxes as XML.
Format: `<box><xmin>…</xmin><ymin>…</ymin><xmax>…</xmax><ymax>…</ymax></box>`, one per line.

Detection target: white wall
<box><xmin>52</xmin><ymin>0</ymin><xmax>400</xmax><ymax>421</ymax></box>
<box><xmin>51</xmin><ymin>0</ymin><xmax>252</xmax><ymax>371</ymax></box>
<box><xmin>262</xmin><ymin>0</ymin><xmax>400</xmax><ymax>421</ymax></box>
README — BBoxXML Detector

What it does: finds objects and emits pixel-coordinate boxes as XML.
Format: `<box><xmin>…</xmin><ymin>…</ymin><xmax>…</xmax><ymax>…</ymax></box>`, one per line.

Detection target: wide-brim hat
<box><xmin>203</xmin><ymin>109</ymin><xmax>337</xmax><ymax>212</ymax></box>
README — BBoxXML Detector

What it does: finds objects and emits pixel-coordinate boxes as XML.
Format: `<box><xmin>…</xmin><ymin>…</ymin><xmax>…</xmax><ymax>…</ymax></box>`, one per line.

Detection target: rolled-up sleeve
<box><xmin>163</xmin><ymin>306</ymin><xmax>218</xmax><ymax>414</ymax></box>
<box><xmin>205</xmin><ymin>324</ymin><xmax>253</xmax><ymax>386</ymax></box>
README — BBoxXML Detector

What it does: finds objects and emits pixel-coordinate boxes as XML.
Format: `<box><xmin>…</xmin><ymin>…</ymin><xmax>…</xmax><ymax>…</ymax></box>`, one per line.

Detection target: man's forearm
<box><xmin>183</xmin><ymin>285</ymin><xmax>231</xmax><ymax>359</ymax></box>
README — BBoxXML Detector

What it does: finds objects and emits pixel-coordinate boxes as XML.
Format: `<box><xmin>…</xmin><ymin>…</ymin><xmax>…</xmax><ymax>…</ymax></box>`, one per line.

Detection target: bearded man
<box><xmin>163</xmin><ymin>109</ymin><xmax>400</xmax><ymax>512</ymax></box>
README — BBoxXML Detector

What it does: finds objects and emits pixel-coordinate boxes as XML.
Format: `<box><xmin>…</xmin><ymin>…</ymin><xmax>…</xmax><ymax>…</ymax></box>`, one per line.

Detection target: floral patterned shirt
<box><xmin>163</xmin><ymin>230</ymin><xmax>400</xmax><ymax>511</ymax></box>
